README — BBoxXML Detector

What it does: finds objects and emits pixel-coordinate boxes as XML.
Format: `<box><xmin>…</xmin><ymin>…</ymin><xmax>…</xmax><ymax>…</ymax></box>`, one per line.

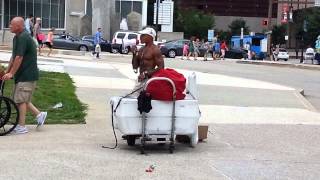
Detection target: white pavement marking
<box><xmin>177</xmin><ymin>69</ymin><xmax>295</xmax><ymax>91</ymax></box>
<box><xmin>71</xmin><ymin>75</ymin><xmax>135</xmax><ymax>90</ymax></box>
<box><xmin>200</xmin><ymin>105</ymin><xmax>320</xmax><ymax>125</ymax></box>
<box><xmin>63</xmin><ymin>59</ymin><xmax>114</xmax><ymax>70</ymax></box>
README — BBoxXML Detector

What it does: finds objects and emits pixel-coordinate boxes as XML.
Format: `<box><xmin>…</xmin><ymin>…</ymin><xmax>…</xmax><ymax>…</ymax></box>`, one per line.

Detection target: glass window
<box><xmin>252</xmin><ymin>38</ymin><xmax>262</xmax><ymax>46</ymax></box>
<box><xmin>117</xmin><ymin>33</ymin><xmax>126</xmax><ymax>39</ymax></box>
<box><xmin>42</xmin><ymin>0</ymin><xmax>50</xmax><ymax>28</ymax></box>
<box><xmin>58</xmin><ymin>0</ymin><xmax>65</xmax><ymax>28</ymax></box>
<box><xmin>128</xmin><ymin>34</ymin><xmax>137</xmax><ymax>39</ymax></box>
<box><xmin>3</xmin><ymin>0</ymin><xmax>65</xmax><ymax>29</ymax></box>
<box><xmin>86</xmin><ymin>0</ymin><xmax>92</xmax><ymax>17</ymax></box>
<box><xmin>18</xmin><ymin>0</ymin><xmax>25</xmax><ymax>17</ymax></box>
<box><xmin>116</xmin><ymin>1</ymin><xmax>143</xmax><ymax>19</ymax></box>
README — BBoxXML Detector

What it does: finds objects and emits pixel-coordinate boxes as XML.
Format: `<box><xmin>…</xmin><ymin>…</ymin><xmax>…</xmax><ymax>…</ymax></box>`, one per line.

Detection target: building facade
<box><xmin>0</xmin><ymin>0</ymin><xmax>150</xmax><ymax>45</ymax></box>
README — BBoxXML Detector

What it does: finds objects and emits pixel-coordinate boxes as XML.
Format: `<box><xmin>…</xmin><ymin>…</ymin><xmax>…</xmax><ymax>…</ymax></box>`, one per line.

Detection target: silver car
<box><xmin>52</xmin><ymin>34</ymin><xmax>93</xmax><ymax>51</ymax></box>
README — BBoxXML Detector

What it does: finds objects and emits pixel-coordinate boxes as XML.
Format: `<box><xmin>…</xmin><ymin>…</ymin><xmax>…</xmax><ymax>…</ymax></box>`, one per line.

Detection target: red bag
<box><xmin>146</xmin><ymin>68</ymin><xmax>186</xmax><ymax>101</ymax></box>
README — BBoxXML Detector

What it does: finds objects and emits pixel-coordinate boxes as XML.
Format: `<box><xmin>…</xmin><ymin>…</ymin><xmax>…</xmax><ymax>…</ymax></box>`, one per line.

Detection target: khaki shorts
<box><xmin>13</xmin><ymin>82</ymin><xmax>36</xmax><ymax>103</ymax></box>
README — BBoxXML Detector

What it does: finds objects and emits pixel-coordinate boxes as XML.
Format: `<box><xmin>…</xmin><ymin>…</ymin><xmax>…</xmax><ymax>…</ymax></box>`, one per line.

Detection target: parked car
<box><xmin>136</xmin><ymin>41</ymin><xmax>164</xmax><ymax>51</ymax></box>
<box><xmin>82</xmin><ymin>35</ymin><xmax>112</xmax><ymax>52</ymax></box>
<box><xmin>276</xmin><ymin>48</ymin><xmax>289</xmax><ymax>61</ymax></box>
<box><xmin>225</xmin><ymin>49</ymin><xmax>248</xmax><ymax>59</ymax></box>
<box><xmin>52</xmin><ymin>34</ymin><xmax>93</xmax><ymax>51</ymax></box>
<box><xmin>111</xmin><ymin>31</ymin><xmax>140</xmax><ymax>54</ymax></box>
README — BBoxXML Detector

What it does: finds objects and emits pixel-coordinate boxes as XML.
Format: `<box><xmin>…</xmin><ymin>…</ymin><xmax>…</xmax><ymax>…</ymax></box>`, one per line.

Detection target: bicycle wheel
<box><xmin>0</xmin><ymin>96</ymin><xmax>19</xmax><ymax>136</ymax></box>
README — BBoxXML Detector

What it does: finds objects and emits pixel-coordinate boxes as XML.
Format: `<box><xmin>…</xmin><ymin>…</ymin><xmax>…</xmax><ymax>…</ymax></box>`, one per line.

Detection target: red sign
<box><xmin>281</xmin><ymin>3</ymin><xmax>289</xmax><ymax>24</ymax></box>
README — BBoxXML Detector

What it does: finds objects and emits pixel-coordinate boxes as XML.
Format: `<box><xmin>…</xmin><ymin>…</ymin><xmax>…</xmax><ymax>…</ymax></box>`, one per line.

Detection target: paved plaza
<box><xmin>0</xmin><ymin>51</ymin><xmax>320</xmax><ymax>179</ymax></box>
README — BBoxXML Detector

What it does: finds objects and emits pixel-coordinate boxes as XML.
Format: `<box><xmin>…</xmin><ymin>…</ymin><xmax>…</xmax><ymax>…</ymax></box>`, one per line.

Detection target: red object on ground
<box><xmin>146</xmin><ymin>68</ymin><xmax>186</xmax><ymax>101</ymax></box>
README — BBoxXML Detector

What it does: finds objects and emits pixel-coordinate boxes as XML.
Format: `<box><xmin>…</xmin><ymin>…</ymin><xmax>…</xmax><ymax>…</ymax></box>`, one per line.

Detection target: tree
<box><xmin>174</xmin><ymin>9</ymin><xmax>215</xmax><ymax>39</ymax></box>
<box><xmin>293</xmin><ymin>7</ymin><xmax>320</xmax><ymax>47</ymax></box>
<box><xmin>228</xmin><ymin>19</ymin><xmax>250</xmax><ymax>36</ymax></box>
<box><xmin>271</xmin><ymin>24</ymin><xmax>287</xmax><ymax>45</ymax></box>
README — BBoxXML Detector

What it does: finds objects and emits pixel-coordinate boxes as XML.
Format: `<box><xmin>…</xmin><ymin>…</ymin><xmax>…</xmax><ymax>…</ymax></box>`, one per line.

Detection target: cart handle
<box><xmin>144</xmin><ymin>77</ymin><xmax>177</xmax><ymax>98</ymax></box>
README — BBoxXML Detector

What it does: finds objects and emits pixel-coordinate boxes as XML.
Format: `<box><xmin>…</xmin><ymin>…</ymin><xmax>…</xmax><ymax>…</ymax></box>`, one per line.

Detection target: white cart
<box><xmin>110</xmin><ymin>73</ymin><xmax>200</xmax><ymax>153</ymax></box>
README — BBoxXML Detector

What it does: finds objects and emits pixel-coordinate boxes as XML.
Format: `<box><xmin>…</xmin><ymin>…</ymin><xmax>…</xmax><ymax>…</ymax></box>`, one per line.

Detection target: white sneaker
<box><xmin>13</xmin><ymin>125</ymin><xmax>28</xmax><ymax>134</ymax></box>
<box><xmin>36</xmin><ymin>112</ymin><xmax>47</xmax><ymax>127</ymax></box>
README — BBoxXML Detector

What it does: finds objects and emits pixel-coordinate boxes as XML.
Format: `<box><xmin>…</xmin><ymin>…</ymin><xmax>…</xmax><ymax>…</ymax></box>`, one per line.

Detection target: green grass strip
<box><xmin>3</xmin><ymin>71</ymin><xmax>87</xmax><ymax>124</ymax></box>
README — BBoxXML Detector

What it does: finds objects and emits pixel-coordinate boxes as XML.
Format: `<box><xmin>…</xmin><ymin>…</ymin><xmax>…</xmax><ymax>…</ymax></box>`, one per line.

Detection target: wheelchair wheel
<box><xmin>0</xmin><ymin>96</ymin><xmax>19</xmax><ymax>136</ymax></box>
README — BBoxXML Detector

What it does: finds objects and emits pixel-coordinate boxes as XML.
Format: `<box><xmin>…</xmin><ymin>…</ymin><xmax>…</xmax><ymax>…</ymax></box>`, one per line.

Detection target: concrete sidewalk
<box><xmin>1</xmin><ymin>52</ymin><xmax>320</xmax><ymax>179</ymax></box>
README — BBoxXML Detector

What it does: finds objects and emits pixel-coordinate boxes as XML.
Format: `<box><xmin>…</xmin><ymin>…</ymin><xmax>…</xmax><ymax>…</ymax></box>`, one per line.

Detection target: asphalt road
<box><xmin>106</xmin><ymin>56</ymin><xmax>320</xmax><ymax>110</ymax></box>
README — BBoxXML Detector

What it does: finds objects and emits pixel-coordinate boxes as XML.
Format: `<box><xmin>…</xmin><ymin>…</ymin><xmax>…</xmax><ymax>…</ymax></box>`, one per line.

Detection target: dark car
<box><xmin>225</xmin><ymin>49</ymin><xmax>248</xmax><ymax>59</ymax></box>
<box><xmin>160</xmin><ymin>39</ymin><xmax>210</xmax><ymax>58</ymax></box>
<box><xmin>82</xmin><ymin>35</ymin><xmax>112</xmax><ymax>52</ymax></box>
<box><xmin>52</xmin><ymin>34</ymin><xmax>93</xmax><ymax>51</ymax></box>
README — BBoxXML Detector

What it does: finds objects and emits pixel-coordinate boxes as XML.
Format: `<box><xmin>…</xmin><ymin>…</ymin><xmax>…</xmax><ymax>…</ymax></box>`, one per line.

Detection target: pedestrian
<box><xmin>220</xmin><ymin>41</ymin><xmax>228</xmax><ymax>60</ymax></box>
<box><xmin>45</xmin><ymin>27</ymin><xmax>55</xmax><ymax>57</ymax></box>
<box><xmin>24</xmin><ymin>14</ymin><xmax>34</xmax><ymax>36</ymax></box>
<box><xmin>181</xmin><ymin>42</ymin><xmax>189</xmax><ymax>60</ymax></box>
<box><xmin>187</xmin><ymin>37</ymin><xmax>195</xmax><ymax>60</ymax></box>
<box><xmin>92</xmin><ymin>27</ymin><xmax>102</xmax><ymax>59</ymax></box>
<box><xmin>203</xmin><ymin>41</ymin><xmax>211</xmax><ymax>61</ymax></box>
<box><xmin>194</xmin><ymin>38</ymin><xmax>201</xmax><ymax>61</ymax></box>
<box><xmin>2</xmin><ymin>17</ymin><xmax>47</xmax><ymax>134</ymax></box>
<box><xmin>316</xmin><ymin>35</ymin><xmax>320</xmax><ymax>53</ymax></box>
<box><xmin>214</xmin><ymin>40</ymin><xmax>220</xmax><ymax>59</ymax></box>
<box><xmin>33</xmin><ymin>17</ymin><xmax>44</xmax><ymax>56</ymax></box>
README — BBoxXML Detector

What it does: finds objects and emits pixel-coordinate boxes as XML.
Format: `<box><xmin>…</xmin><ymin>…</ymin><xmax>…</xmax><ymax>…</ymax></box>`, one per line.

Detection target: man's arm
<box><xmin>132</xmin><ymin>47</ymin><xmax>141</xmax><ymax>71</ymax></box>
<box><xmin>2</xmin><ymin>56</ymin><xmax>23</xmax><ymax>80</ymax></box>
<box><xmin>6</xmin><ymin>57</ymin><xmax>14</xmax><ymax>73</ymax></box>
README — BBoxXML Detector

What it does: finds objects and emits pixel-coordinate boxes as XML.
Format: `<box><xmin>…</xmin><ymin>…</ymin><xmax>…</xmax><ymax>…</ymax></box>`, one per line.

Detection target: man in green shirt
<box><xmin>2</xmin><ymin>17</ymin><xmax>47</xmax><ymax>134</ymax></box>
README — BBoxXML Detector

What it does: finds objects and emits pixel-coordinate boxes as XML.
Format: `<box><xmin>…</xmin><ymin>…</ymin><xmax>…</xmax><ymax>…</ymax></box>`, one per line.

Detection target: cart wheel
<box><xmin>126</xmin><ymin>135</ymin><xmax>136</xmax><ymax>146</ymax></box>
<box><xmin>190</xmin><ymin>128</ymin><xmax>199</xmax><ymax>147</ymax></box>
<box><xmin>0</xmin><ymin>97</ymin><xmax>19</xmax><ymax>136</ymax></box>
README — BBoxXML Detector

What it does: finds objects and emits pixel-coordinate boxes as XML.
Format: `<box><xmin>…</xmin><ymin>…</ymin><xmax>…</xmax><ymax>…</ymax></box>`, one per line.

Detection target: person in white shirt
<box><xmin>24</xmin><ymin>14</ymin><xmax>34</xmax><ymax>36</ymax></box>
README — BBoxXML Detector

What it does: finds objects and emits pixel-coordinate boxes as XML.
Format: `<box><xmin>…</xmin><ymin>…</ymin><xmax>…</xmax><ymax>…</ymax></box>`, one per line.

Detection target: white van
<box><xmin>111</xmin><ymin>31</ymin><xmax>140</xmax><ymax>54</ymax></box>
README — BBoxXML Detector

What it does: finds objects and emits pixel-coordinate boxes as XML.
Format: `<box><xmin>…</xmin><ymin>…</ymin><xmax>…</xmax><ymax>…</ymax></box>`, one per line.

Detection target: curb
<box><xmin>236</xmin><ymin>60</ymin><xmax>320</xmax><ymax>71</ymax></box>
<box><xmin>295</xmin><ymin>89</ymin><xmax>318</xmax><ymax>112</ymax></box>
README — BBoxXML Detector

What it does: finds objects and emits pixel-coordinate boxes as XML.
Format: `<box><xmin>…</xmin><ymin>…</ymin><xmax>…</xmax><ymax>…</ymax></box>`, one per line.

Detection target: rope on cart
<box><xmin>102</xmin><ymin>87</ymin><xmax>143</xmax><ymax>149</ymax></box>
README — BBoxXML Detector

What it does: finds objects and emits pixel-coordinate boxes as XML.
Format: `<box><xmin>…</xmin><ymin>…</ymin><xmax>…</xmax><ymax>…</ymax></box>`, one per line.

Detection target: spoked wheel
<box><xmin>0</xmin><ymin>96</ymin><xmax>19</xmax><ymax>136</ymax></box>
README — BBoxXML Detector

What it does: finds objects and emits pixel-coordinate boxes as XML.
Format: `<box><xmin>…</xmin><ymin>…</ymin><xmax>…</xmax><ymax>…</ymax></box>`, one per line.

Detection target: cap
<box><xmin>36</xmin><ymin>17</ymin><xmax>41</xmax><ymax>21</ymax></box>
<box><xmin>139</xmin><ymin>27</ymin><xmax>156</xmax><ymax>39</ymax></box>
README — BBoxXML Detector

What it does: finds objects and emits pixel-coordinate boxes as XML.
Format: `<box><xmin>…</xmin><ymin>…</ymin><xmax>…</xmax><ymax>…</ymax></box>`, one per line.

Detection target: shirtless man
<box><xmin>132</xmin><ymin>27</ymin><xmax>164</xmax><ymax>85</ymax></box>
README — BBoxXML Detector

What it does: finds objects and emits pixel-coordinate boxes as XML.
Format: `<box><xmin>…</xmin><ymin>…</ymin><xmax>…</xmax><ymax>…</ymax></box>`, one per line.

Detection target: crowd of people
<box><xmin>23</xmin><ymin>14</ymin><xmax>55</xmax><ymax>56</ymax></box>
<box><xmin>181</xmin><ymin>35</ymin><xmax>228</xmax><ymax>61</ymax></box>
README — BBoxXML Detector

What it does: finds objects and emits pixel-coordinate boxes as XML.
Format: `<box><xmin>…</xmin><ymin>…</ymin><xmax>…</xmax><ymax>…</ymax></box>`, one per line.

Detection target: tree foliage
<box><xmin>271</xmin><ymin>24</ymin><xmax>287</xmax><ymax>45</ymax></box>
<box><xmin>293</xmin><ymin>7</ymin><xmax>320</xmax><ymax>47</ymax></box>
<box><xmin>228</xmin><ymin>19</ymin><xmax>250</xmax><ymax>36</ymax></box>
<box><xmin>174</xmin><ymin>9</ymin><xmax>215</xmax><ymax>39</ymax></box>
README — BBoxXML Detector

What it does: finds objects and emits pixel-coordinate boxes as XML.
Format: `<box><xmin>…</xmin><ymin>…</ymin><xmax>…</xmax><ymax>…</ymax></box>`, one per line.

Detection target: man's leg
<box><xmin>17</xmin><ymin>103</ymin><xmax>27</xmax><ymax>126</ymax></box>
<box><xmin>27</xmin><ymin>102</ymin><xmax>40</xmax><ymax>117</ymax></box>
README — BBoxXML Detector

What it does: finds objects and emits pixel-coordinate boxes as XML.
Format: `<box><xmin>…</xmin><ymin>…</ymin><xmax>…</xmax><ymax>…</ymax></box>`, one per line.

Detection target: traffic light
<box><xmin>262</xmin><ymin>19</ymin><xmax>268</xmax><ymax>26</ymax></box>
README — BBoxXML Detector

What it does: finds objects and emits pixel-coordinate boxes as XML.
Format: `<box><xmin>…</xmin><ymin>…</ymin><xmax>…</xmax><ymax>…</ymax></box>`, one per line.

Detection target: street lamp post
<box><xmin>155</xmin><ymin>0</ymin><xmax>160</xmax><ymax>40</ymax></box>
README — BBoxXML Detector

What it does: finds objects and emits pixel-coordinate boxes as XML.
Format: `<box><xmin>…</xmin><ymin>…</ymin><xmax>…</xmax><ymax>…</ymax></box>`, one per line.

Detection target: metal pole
<box><xmin>155</xmin><ymin>0</ymin><xmax>160</xmax><ymax>40</ymax></box>
<box><xmin>131</xmin><ymin>0</ymin><xmax>133</xmax><ymax>12</ymax></box>
<box><xmin>120</xmin><ymin>0</ymin><xmax>122</xmax><ymax>21</ymax></box>
<box><xmin>267</xmin><ymin>0</ymin><xmax>273</xmax><ymax>59</ymax></box>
